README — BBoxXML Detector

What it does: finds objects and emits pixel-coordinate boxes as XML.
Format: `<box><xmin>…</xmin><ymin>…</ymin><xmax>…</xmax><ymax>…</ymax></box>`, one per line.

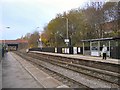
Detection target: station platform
<box><xmin>2</xmin><ymin>52</ymin><xmax>68</xmax><ymax>88</ymax></box>
<box><xmin>30</xmin><ymin>51</ymin><xmax>119</xmax><ymax>65</ymax></box>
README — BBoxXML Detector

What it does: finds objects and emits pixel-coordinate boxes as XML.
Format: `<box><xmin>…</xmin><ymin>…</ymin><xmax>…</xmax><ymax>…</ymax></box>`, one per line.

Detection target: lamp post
<box><xmin>3</xmin><ymin>26</ymin><xmax>10</xmax><ymax>52</ymax></box>
<box><xmin>62</xmin><ymin>17</ymin><xmax>69</xmax><ymax>47</ymax></box>
<box><xmin>62</xmin><ymin>17</ymin><xmax>70</xmax><ymax>54</ymax></box>
<box><xmin>4</xmin><ymin>27</ymin><xmax>10</xmax><ymax>46</ymax></box>
<box><xmin>66</xmin><ymin>18</ymin><xmax>68</xmax><ymax>39</ymax></box>
<box><xmin>37</xmin><ymin>28</ymin><xmax>43</xmax><ymax>50</ymax></box>
<box><xmin>39</xmin><ymin>33</ymin><xmax>42</xmax><ymax>49</ymax></box>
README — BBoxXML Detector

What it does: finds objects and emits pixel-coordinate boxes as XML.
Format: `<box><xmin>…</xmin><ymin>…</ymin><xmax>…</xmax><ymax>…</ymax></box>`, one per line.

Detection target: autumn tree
<box><xmin>28</xmin><ymin>31</ymin><xmax>39</xmax><ymax>48</ymax></box>
<box><xmin>21</xmin><ymin>1</ymin><xmax>119</xmax><ymax>48</ymax></box>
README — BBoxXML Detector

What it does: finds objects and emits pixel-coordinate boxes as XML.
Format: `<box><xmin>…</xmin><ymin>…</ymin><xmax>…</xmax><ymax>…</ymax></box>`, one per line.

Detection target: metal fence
<box><xmin>29</xmin><ymin>47</ymin><xmax>83</xmax><ymax>54</ymax></box>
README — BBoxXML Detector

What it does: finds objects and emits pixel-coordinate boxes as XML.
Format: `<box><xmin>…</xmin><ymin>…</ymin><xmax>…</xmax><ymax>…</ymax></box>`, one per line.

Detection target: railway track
<box><xmin>14</xmin><ymin>51</ymin><xmax>120</xmax><ymax>89</ymax></box>
<box><xmin>14</xmin><ymin>51</ymin><xmax>89</xmax><ymax>88</ymax></box>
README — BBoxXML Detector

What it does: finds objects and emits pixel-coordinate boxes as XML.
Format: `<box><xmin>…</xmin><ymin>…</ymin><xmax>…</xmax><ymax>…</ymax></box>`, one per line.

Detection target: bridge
<box><xmin>0</xmin><ymin>40</ymin><xmax>28</xmax><ymax>51</ymax></box>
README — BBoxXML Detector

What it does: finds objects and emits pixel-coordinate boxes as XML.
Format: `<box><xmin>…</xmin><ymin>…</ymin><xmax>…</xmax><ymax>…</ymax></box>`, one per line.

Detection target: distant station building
<box><xmin>0</xmin><ymin>39</ymin><xmax>28</xmax><ymax>51</ymax></box>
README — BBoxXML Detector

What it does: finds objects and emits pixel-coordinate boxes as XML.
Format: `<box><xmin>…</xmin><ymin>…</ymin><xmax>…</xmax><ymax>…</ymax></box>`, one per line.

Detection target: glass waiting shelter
<box><xmin>81</xmin><ymin>37</ymin><xmax>120</xmax><ymax>59</ymax></box>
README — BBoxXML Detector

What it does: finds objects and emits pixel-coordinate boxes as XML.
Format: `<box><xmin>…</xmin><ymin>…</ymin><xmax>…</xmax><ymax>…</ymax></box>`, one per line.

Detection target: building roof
<box><xmin>0</xmin><ymin>40</ymin><xmax>28</xmax><ymax>44</ymax></box>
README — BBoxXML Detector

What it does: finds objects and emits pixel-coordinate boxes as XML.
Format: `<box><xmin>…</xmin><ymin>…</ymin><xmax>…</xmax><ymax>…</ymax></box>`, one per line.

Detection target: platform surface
<box><xmin>2</xmin><ymin>52</ymin><xmax>43</xmax><ymax>88</ymax></box>
<box><xmin>31</xmin><ymin>51</ymin><xmax>119</xmax><ymax>65</ymax></box>
<box><xmin>2</xmin><ymin>52</ymin><xmax>68</xmax><ymax>88</ymax></box>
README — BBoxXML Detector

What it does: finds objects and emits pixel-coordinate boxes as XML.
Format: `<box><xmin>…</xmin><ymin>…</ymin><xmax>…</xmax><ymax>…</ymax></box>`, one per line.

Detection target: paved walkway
<box><xmin>11</xmin><ymin>52</ymin><xmax>68</xmax><ymax>88</ymax></box>
<box><xmin>2</xmin><ymin>52</ymin><xmax>43</xmax><ymax>88</ymax></box>
<box><xmin>2</xmin><ymin>52</ymin><xmax>68</xmax><ymax>88</ymax></box>
<box><xmin>31</xmin><ymin>51</ymin><xmax>119</xmax><ymax>65</ymax></box>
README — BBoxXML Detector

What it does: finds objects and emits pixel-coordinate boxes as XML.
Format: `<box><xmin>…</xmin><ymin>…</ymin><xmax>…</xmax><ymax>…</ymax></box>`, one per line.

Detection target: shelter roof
<box><xmin>81</xmin><ymin>37</ymin><xmax>120</xmax><ymax>42</ymax></box>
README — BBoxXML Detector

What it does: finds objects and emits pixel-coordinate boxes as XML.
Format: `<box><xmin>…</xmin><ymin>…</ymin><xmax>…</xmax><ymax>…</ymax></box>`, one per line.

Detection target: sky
<box><xmin>0</xmin><ymin>0</ymin><xmax>114</xmax><ymax>40</ymax></box>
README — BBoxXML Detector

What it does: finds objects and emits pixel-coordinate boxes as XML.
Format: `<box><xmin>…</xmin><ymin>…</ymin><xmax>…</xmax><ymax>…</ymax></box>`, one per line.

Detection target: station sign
<box><xmin>64</xmin><ymin>39</ymin><xmax>69</xmax><ymax>43</ymax></box>
<box><xmin>39</xmin><ymin>38</ymin><xmax>42</xmax><ymax>41</ymax></box>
